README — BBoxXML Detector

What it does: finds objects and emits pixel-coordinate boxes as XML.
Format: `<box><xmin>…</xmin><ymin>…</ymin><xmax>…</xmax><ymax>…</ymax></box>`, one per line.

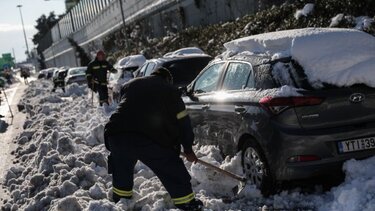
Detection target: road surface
<box><xmin>0</xmin><ymin>76</ymin><xmax>35</xmax><ymax>205</ymax></box>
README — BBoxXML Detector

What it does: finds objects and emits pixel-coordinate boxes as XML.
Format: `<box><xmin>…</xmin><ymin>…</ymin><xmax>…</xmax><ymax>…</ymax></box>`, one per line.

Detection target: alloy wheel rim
<box><xmin>243</xmin><ymin>147</ymin><xmax>265</xmax><ymax>187</ymax></box>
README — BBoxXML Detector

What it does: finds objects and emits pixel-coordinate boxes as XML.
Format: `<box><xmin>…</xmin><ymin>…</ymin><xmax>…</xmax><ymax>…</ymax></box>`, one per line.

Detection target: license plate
<box><xmin>338</xmin><ymin>136</ymin><xmax>375</xmax><ymax>153</ymax></box>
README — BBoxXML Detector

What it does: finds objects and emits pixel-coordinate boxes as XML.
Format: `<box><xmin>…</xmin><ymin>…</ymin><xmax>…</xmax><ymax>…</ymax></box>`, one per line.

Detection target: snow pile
<box><xmin>62</xmin><ymin>83</ymin><xmax>88</xmax><ymax>97</ymax></box>
<box><xmin>318</xmin><ymin>156</ymin><xmax>375</xmax><ymax>211</ymax></box>
<box><xmin>1</xmin><ymin>81</ymin><xmax>114</xmax><ymax>210</ymax></box>
<box><xmin>294</xmin><ymin>3</ymin><xmax>315</xmax><ymax>19</ymax></box>
<box><xmin>223</xmin><ymin>28</ymin><xmax>375</xmax><ymax>89</ymax></box>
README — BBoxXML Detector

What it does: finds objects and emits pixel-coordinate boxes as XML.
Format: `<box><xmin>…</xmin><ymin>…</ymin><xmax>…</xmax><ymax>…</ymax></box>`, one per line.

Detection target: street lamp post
<box><xmin>17</xmin><ymin>5</ymin><xmax>30</xmax><ymax>59</ymax></box>
<box><xmin>118</xmin><ymin>0</ymin><xmax>128</xmax><ymax>49</ymax></box>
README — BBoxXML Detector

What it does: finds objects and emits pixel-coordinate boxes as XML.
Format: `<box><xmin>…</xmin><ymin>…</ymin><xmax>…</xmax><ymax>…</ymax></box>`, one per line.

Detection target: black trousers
<box><xmin>108</xmin><ymin>134</ymin><xmax>193</xmax><ymax>201</ymax></box>
<box><xmin>97</xmin><ymin>84</ymin><xmax>109</xmax><ymax>105</ymax></box>
<box><xmin>52</xmin><ymin>81</ymin><xmax>65</xmax><ymax>92</ymax></box>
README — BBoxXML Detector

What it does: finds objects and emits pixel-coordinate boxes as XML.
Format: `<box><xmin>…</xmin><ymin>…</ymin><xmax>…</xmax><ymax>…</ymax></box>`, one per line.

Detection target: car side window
<box><xmin>222</xmin><ymin>62</ymin><xmax>253</xmax><ymax>90</ymax></box>
<box><xmin>144</xmin><ymin>62</ymin><xmax>156</xmax><ymax>76</ymax></box>
<box><xmin>193</xmin><ymin>63</ymin><xmax>224</xmax><ymax>93</ymax></box>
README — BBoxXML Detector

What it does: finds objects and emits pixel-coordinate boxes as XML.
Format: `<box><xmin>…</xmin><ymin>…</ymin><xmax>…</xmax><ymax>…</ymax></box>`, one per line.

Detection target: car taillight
<box><xmin>287</xmin><ymin>155</ymin><xmax>321</xmax><ymax>163</ymax></box>
<box><xmin>259</xmin><ymin>96</ymin><xmax>324</xmax><ymax>114</ymax></box>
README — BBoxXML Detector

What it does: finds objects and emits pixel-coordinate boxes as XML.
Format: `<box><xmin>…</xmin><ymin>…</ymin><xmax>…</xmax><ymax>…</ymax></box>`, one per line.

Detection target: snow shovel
<box><xmin>180</xmin><ymin>152</ymin><xmax>247</xmax><ymax>196</ymax></box>
<box><xmin>1</xmin><ymin>87</ymin><xmax>14</xmax><ymax>118</ymax></box>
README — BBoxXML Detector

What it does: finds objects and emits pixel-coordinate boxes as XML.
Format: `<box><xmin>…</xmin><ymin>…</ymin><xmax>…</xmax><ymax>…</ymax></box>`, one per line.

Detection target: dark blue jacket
<box><xmin>105</xmin><ymin>75</ymin><xmax>194</xmax><ymax>153</ymax></box>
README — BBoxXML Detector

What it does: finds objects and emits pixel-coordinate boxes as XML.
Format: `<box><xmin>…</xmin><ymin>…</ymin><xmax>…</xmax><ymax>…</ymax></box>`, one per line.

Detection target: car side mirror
<box><xmin>179</xmin><ymin>86</ymin><xmax>198</xmax><ymax>101</ymax></box>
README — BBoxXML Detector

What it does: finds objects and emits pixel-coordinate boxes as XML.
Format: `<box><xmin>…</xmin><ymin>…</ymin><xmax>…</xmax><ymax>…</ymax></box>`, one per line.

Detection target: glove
<box><xmin>184</xmin><ymin>151</ymin><xmax>198</xmax><ymax>163</ymax></box>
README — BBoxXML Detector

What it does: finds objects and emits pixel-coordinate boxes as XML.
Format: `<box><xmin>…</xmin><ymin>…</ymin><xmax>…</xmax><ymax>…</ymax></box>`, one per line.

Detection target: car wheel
<box><xmin>241</xmin><ymin>139</ymin><xmax>274</xmax><ymax>196</ymax></box>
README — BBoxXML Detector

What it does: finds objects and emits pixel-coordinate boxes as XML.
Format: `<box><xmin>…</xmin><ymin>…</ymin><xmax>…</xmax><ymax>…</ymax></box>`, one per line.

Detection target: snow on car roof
<box><xmin>115</xmin><ymin>54</ymin><xmax>146</xmax><ymax>69</ymax></box>
<box><xmin>223</xmin><ymin>28</ymin><xmax>375</xmax><ymax>88</ymax></box>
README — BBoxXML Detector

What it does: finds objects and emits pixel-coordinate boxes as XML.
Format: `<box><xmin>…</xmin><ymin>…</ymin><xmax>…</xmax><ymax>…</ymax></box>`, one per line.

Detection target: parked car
<box><xmin>65</xmin><ymin>67</ymin><xmax>87</xmax><ymax>85</ymax></box>
<box><xmin>52</xmin><ymin>68</ymin><xmax>69</xmax><ymax>92</ymax></box>
<box><xmin>38</xmin><ymin>67</ymin><xmax>58</xmax><ymax>79</ymax></box>
<box><xmin>108</xmin><ymin>55</ymin><xmax>146</xmax><ymax>102</ymax></box>
<box><xmin>49</xmin><ymin>67</ymin><xmax>66</xmax><ymax>79</ymax></box>
<box><xmin>135</xmin><ymin>53</ymin><xmax>212</xmax><ymax>88</ymax></box>
<box><xmin>51</xmin><ymin>69</ymin><xmax>60</xmax><ymax>81</ymax></box>
<box><xmin>182</xmin><ymin>28</ymin><xmax>375</xmax><ymax>195</ymax></box>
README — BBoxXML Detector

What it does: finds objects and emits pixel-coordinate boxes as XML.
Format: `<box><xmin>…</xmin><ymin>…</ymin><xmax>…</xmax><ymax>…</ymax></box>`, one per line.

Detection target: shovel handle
<box><xmin>181</xmin><ymin>152</ymin><xmax>246</xmax><ymax>182</ymax></box>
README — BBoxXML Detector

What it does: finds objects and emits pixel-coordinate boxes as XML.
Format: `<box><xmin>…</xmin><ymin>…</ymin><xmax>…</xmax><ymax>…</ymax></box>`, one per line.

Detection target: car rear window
<box><xmin>270</xmin><ymin>60</ymin><xmax>314</xmax><ymax>90</ymax></box>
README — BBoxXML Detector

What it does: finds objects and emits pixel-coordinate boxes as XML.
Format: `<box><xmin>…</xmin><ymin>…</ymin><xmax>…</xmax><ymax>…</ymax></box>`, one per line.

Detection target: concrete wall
<box><xmin>44</xmin><ymin>0</ymin><xmax>259</xmax><ymax>67</ymax></box>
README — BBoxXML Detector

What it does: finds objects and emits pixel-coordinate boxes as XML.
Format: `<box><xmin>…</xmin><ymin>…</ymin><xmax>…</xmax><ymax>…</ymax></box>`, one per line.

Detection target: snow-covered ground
<box><xmin>1</xmin><ymin>80</ymin><xmax>375</xmax><ymax>211</ymax></box>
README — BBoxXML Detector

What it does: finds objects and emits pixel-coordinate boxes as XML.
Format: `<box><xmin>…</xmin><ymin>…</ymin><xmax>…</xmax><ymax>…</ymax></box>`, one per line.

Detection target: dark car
<box><xmin>182</xmin><ymin>54</ymin><xmax>375</xmax><ymax>195</ymax></box>
<box><xmin>135</xmin><ymin>54</ymin><xmax>212</xmax><ymax>88</ymax></box>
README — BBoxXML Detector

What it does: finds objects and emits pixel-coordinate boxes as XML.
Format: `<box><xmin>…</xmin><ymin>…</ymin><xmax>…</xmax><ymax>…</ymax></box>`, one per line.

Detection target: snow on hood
<box><xmin>223</xmin><ymin>28</ymin><xmax>375</xmax><ymax>88</ymax></box>
<box><xmin>3</xmin><ymin>80</ymin><xmax>375</xmax><ymax>210</ymax></box>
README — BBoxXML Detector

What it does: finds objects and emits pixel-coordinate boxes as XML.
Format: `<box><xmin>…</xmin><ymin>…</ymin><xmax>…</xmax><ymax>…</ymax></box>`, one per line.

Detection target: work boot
<box><xmin>112</xmin><ymin>192</ymin><xmax>132</xmax><ymax>203</ymax></box>
<box><xmin>175</xmin><ymin>198</ymin><xmax>203</xmax><ymax>211</ymax></box>
<box><xmin>0</xmin><ymin>114</ymin><xmax>4</xmax><ymax>118</ymax></box>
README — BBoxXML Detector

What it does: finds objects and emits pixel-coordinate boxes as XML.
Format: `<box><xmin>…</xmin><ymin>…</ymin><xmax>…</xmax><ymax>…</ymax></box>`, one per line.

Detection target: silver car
<box><xmin>65</xmin><ymin>67</ymin><xmax>87</xmax><ymax>85</ymax></box>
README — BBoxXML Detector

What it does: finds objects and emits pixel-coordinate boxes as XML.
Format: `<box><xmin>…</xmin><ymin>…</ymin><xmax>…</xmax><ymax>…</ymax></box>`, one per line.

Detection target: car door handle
<box><xmin>234</xmin><ymin>105</ymin><xmax>246</xmax><ymax>114</ymax></box>
<box><xmin>202</xmin><ymin>104</ymin><xmax>210</xmax><ymax>110</ymax></box>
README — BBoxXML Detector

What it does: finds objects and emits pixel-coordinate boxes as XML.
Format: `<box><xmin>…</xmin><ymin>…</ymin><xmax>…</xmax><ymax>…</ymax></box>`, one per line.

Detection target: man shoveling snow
<box><xmin>104</xmin><ymin>67</ymin><xmax>204</xmax><ymax>210</ymax></box>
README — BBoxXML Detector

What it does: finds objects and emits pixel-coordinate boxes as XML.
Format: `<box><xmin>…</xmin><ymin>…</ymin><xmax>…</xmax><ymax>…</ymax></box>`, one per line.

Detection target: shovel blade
<box><xmin>232</xmin><ymin>181</ymin><xmax>246</xmax><ymax>195</ymax></box>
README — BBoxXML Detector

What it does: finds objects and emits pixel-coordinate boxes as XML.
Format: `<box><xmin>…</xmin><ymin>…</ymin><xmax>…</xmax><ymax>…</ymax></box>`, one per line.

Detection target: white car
<box><xmin>108</xmin><ymin>55</ymin><xmax>146</xmax><ymax>102</ymax></box>
<box><xmin>65</xmin><ymin>67</ymin><xmax>87</xmax><ymax>85</ymax></box>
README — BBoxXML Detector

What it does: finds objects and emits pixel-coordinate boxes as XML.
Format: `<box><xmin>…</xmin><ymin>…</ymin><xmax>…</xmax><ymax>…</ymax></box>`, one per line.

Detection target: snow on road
<box><xmin>1</xmin><ymin>80</ymin><xmax>375</xmax><ymax>210</ymax></box>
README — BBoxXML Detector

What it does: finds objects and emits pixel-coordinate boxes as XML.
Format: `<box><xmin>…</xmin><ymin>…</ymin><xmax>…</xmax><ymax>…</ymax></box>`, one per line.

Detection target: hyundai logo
<box><xmin>349</xmin><ymin>93</ymin><xmax>365</xmax><ymax>103</ymax></box>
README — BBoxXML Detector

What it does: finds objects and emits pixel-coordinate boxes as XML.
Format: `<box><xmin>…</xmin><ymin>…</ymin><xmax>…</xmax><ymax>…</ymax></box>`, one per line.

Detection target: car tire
<box><xmin>241</xmin><ymin>139</ymin><xmax>275</xmax><ymax>196</ymax></box>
